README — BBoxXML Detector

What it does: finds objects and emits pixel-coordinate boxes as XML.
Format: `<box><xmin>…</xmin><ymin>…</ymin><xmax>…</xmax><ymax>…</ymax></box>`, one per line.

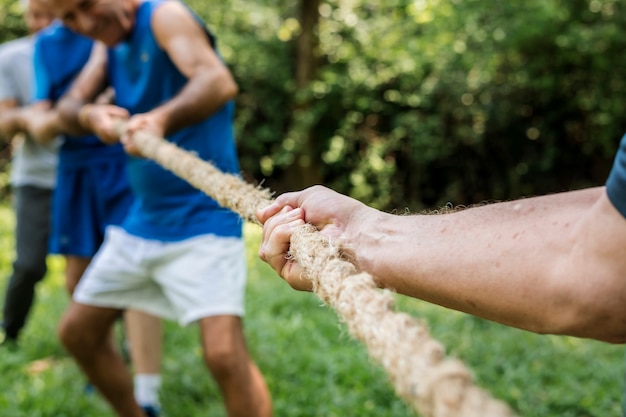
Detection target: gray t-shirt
<box><xmin>0</xmin><ymin>35</ymin><xmax>59</xmax><ymax>189</ymax></box>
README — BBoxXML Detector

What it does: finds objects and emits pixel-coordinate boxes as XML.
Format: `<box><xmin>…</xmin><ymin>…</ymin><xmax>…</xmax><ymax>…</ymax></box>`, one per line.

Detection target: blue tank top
<box><xmin>107</xmin><ymin>0</ymin><xmax>242</xmax><ymax>241</ymax></box>
<box><xmin>606</xmin><ymin>133</ymin><xmax>626</xmax><ymax>218</ymax></box>
<box><xmin>33</xmin><ymin>21</ymin><xmax>126</xmax><ymax>162</ymax></box>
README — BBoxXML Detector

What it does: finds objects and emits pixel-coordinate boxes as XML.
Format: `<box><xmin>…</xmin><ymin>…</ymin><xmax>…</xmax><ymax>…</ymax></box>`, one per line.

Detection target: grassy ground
<box><xmin>0</xmin><ymin>203</ymin><xmax>624</xmax><ymax>417</ymax></box>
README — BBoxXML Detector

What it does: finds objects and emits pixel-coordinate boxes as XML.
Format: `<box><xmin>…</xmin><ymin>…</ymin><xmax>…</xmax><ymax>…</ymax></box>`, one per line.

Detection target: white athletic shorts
<box><xmin>74</xmin><ymin>226</ymin><xmax>246</xmax><ymax>325</ymax></box>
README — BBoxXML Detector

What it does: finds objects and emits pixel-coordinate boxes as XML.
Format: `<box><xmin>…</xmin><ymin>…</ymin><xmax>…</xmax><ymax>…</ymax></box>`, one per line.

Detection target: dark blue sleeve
<box><xmin>606</xmin><ymin>133</ymin><xmax>626</xmax><ymax>218</ymax></box>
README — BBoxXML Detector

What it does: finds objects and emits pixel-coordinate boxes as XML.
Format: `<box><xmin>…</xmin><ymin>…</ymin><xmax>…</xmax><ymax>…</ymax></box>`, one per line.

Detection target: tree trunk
<box><xmin>283</xmin><ymin>0</ymin><xmax>322</xmax><ymax>191</ymax></box>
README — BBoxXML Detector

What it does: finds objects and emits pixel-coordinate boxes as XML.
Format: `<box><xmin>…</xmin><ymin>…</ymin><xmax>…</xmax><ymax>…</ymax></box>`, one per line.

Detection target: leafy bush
<box><xmin>201</xmin><ymin>0</ymin><xmax>626</xmax><ymax>210</ymax></box>
<box><xmin>3</xmin><ymin>0</ymin><xmax>625</xmax><ymax>211</ymax></box>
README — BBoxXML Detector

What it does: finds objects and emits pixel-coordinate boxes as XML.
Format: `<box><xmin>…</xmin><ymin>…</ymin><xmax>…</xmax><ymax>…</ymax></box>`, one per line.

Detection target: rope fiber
<box><xmin>127</xmin><ymin>128</ymin><xmax>518</xmax><ymax>417</ymax></box>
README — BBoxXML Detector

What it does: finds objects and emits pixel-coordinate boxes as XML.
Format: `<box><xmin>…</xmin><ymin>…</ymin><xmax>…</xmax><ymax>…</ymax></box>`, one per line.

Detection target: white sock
<box><xmin>134</xmin><ymin>374</ymin><xmax>162</xmax><ymax>408</ymax></box>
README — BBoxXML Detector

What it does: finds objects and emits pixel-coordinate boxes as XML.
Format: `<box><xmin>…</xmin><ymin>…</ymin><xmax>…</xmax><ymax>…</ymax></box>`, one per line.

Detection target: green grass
<box><xmin>0</xmin><ymin>204</ymin><xmax>624</xmax><ymax>417</ymax></box>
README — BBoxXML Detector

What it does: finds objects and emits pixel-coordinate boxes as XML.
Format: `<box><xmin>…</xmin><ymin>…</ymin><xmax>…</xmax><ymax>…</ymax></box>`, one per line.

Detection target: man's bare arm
<box><xmin>147</xmin><ymin>2</ymin><xmax>238</xmax><ymax>135</ymax></box>
<box><xmin>258</xmin><ymin>186</ymin><xmax>626</xmax><ymax>343</ymax></box>
<box><xmin>356</xmin><ymin>187</ymin><xmax>626</xmax><ymax>342</ymax></box>
<box><xmin>56</xmin><ymin>42</ymin><xmax>109</xmax><ymax>135</ymax></box>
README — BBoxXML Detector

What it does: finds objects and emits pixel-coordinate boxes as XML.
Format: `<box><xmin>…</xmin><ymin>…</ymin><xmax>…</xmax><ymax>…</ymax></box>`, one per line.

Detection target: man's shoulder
<box><xmin>0</xmin><ymin>36</ymin><xmax>33</xmax><ymax>61</ymax></box>
<box><xmin>36</xmin><ymin>22</ymin><xmax>93</xmax><ymax>53</ymax></box>
<box><xmin>37</xmin><ymin>21</ymin><xmax>71</xmax><ymax>44</ymax></box>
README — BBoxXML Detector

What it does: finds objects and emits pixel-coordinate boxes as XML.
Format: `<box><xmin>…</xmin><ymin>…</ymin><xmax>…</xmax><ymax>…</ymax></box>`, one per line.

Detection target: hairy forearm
<box><xmin>354</xmin><ymin>187</ymin><xmax>626</xmax><ymax>342</ymax></box>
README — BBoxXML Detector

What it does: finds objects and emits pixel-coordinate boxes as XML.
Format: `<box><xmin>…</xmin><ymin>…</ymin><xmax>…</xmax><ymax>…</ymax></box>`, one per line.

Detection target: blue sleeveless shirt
<box><xmin>106</xmin><ymin>0</ymin><xmax>242</xmax><ymax>241</ymax></box>
<box><xmin>606</xmin><ymin>133</ymin><xmax>626</xmax><ymax>218</ymax></box>
<box><xmin>33</xmin><ymin>21</ymin><xmax>127</xmax><ymax>163</ymax></box>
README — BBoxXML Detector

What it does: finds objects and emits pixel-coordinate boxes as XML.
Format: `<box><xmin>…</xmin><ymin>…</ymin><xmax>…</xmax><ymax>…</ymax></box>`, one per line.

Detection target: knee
<box><xmin>57</xmin><ymin>311</ymin><xmax>92</xmax><ymax>355</ymax></box>
<box><xmin>203</xmin><ymin>345</ymin><xmax>242</xmax><ymax>378</ymax></box>
<box><xmin>12</xmin><ymin>260</ymin><xmax>47</xmax><ymax>284</ymax></box>
<box><xmin>57</xmin><ymin>311</ymin><xmax>79</xmax><ymax>351</ymax></box>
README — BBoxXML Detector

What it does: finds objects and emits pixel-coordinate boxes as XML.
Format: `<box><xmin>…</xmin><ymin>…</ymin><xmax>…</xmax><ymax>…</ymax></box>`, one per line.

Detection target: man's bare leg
<box><xmin>125</xmin><ymin>309</ymin><xmax>162</xmax><ymax>409</ymax></box>
<box><xmin>64</xmin><ymin>255</ymin><xmax>91</xmax><ymax>295</ymax></box>
<box><xmin>199</xmin><ymin>315</ymin><xmax>272</xmax><ymax>417</ymax></box>
<box><xmin>58</xmin><ymin>302</ymin><xmax>145</xmax><ymax>417</ymax></box>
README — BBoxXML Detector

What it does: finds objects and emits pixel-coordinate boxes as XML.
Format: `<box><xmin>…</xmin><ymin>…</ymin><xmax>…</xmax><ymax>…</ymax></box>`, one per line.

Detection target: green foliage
<box><xmin>0</xmin><ymin>208</ymin><xmax>623</xmax><ymax>417</ymax></box>
<box><xmin>188</xmin><ymin>0</ymin><xmax>626</xmax><ymax>210</ymax></box>
<box><xmin>0</xmin><ymin>0</ymin><xmax>28</xmax><ymax>43</ymax></box>
<box><xmin>3</xmin><ymin>0</ymin><xmax>623</xmax><ymax>209</ymax></box>
<box><xmin>0</xmin><ymin>0</ymin><xmax>28</xmax><ymax>199</ymax></box>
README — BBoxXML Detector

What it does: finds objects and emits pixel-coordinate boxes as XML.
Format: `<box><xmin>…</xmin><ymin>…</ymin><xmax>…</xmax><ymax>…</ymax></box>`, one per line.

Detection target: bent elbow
<box><xmin>541</xmin><ymin>256</ymin><xmax>626</xmax><ymax>344</ymax></box>
<box><xmin>213</xmin><ymin>64</ymin><xmax>238</xmax><ymax>101</ymax></box>
<box><xmin>587</xmin><ymin>307</ymin><xmax>626</xmax><ymax>344</ymax></box>
<box><xmin>222</xmin><ymin>76</ymin><xmax>239</xmax><ymax>101</ymax></box>
<box><xmin>550</xmin><ymin>297</ymin><xmax>626</xmax><ymax>344</ymax></box>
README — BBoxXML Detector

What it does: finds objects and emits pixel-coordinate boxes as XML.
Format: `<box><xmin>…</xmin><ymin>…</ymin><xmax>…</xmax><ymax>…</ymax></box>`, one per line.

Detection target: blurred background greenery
<box><xmin>1</xmin><ymin>0</ymin><xmax>625</xmax><ymax>210</ymax></box>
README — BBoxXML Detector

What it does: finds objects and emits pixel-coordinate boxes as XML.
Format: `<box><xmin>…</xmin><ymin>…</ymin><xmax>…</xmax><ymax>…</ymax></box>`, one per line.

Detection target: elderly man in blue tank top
<box><xmin>47</xmin><ymin>0</ymin><xmax>273</xmax><ymax>416</ymax></box>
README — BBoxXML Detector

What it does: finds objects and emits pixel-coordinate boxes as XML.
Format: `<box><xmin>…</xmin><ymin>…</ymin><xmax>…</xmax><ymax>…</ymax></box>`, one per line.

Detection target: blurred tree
<box><xmin>2</xmin><ymin>0</ymin><xmax>625</xmax><ymax>211</ymax></box>
<box><xmin>0</xmin><ymin>0</ymin><xmax>28</xmax><ymax>42</ymax></box>
<box><xmin>283</xmin><ymin>0</ymin><xmax>323</xmax><ymax>191</ymax></box>
<box><xmin>0</xmin><ymin>0</ymin><xmax>29</xmax><ymax>197</ymax></box>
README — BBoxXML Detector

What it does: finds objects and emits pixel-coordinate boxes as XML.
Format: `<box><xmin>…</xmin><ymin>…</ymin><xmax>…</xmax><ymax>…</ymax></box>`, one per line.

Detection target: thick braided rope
<box><xmin>130</xmin><ymin>129</ymin><xmax>517</xmax><ymax>417</ymax></box>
